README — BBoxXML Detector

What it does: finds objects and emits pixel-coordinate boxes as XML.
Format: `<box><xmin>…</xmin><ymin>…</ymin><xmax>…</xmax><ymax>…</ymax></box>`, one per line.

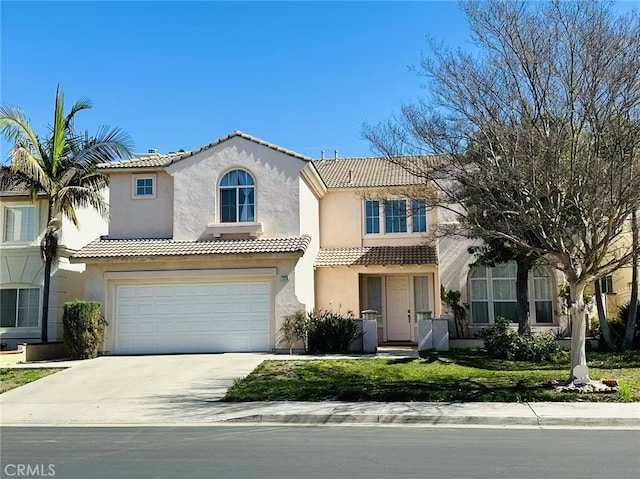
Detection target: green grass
<box><xmin>224</xmin><ymin>350</ymin><xmax>640</xmax><ymax>403</ymax></box>
<box><xmin>0</xmin><ymin>368</ymin><xmax>63</xmax><ymax>393</ymax></box>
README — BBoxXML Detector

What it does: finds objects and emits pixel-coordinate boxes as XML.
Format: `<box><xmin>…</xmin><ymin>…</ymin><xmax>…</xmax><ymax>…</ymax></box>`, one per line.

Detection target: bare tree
<box><xmin>364</xmin><ymin>0</ymin><xmax>640</xmax><ymax>382</ymax></box>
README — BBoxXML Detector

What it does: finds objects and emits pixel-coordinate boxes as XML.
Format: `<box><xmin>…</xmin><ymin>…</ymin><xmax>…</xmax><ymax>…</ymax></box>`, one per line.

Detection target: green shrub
<box><xmin>62</xmin><ymin>301</ymin><xmax>105</xmax><ymax>359</ymax></box>
<box><xmin>479</xmin><ymin>316</ymin><xmax>564</xmax><ymax>362</ymax></box>
<box><xmin>609</xmin><ymin>302</ymin><xmax>640</xmax><ymax>350</ymax></box>
<box><xmin>305</xmin><ymin>309</ymin><xmax>362</xmax><ymax>354</ymax></box>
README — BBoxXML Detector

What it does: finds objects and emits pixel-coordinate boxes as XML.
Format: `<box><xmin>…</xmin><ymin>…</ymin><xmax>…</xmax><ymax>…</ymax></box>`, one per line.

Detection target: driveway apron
<box><xmin>0</xmin><ymin>353</ymin><xmax>266</xmax><ymax>426</ymax></box>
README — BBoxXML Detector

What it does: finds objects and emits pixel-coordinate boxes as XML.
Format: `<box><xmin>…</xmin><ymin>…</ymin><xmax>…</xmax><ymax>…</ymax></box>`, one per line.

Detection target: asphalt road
<box><xmin>1</xmin><ymin>426</ymin><xmax>638</xmax><ymax>479</ymax></box>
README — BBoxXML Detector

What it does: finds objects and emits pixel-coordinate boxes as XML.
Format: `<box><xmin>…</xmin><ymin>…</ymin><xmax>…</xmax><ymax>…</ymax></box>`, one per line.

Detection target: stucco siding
<box><xmin>294</xmin><ymin>177</ymin><xmax>319</xmax><ymax>311</ymax></box>
<box><xmin>60</xmin><ymin>189</ymin><xmax>110</xmax><ymax>249</ymax></box>
<box><xmin>319</xmin><ymin>188</ymin><xmax>440</xmax><ymax>248</ymax></box>
<box><xmin>167</xmin><ymin>137</ymin><xmax>307</xmax><ymax>241</ymax></box>
<box><xmin>108</xmin><ymin>172</ymin><xmax>174</xmax><ymax>239</ymax></box>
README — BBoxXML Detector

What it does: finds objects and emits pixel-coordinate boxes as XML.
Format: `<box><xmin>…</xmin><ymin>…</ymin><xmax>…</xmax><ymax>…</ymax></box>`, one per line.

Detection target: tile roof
<box><xmin>72</xmin><ymin>235</ymin><xmax>311</xmax><ymax>261</ymax></box>
<box><xmin>313</xmin><ymin>156</ymin><xmax>434</xmax><ymax>188</ymax></box>
<box><xmin>99</xmin><ymin>131</ymin><xmax>312</xmax><ymax>170</ymax></box>
<box><xmin>315</xmin><ymin>245</ymin><xmax>438</xmax><ymax>267</ymax></box>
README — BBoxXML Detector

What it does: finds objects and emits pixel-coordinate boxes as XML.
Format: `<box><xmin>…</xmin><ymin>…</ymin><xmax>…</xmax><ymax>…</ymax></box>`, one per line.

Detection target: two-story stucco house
<box><xmin>72</xmin><ymin>132</ymin><xmax>322</xmax><ymax>355</ymax></box>
<box><xmin>71</xmin><ymin>132</ymin><xmax>574</xmax><ymax>355</ymax></box>
<box><xmin>0</xmin><ymin>184</ymin><xmax>107</xmax><ymax>348</ymax></box>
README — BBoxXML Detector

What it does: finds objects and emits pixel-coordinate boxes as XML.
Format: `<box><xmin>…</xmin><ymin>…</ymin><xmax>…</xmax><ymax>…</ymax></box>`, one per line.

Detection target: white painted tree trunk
<box><xmin>569</xmin><ymin>282</ymin><xmax>589</xmax><ymax>382</ymax></box>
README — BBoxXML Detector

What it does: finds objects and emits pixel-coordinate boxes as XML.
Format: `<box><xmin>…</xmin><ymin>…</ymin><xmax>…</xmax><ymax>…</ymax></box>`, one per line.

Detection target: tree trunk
<box><xmin>515</xmin><ymin>258</ymin><xmax>531</xmax><ymax>335</ymax></box>
<box><xmin>594</xmin><ymin>279</ymin><xmax>616</xmax><ymax>351</ymax></box>
<box><xmin>569</xmin><ymin>281</ymin><xmax>589</xmax><ymax>382</ymax></box>
<box><xmin>622</xmin><ymin>209</ymin><xmax>638</xmax><ymax>350</ymax></box>
<box><xmin>41</xmin><ymin>257</ymin><xmax>52</xmax><ymax>343</ymax></box>
<box><xmin>40</xmin><ymin>201</ymin><xmax>55</xmax><ymax>344</ymax></box>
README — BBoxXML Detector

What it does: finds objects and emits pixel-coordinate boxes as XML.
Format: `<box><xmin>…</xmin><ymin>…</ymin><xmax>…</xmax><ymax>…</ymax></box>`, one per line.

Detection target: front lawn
<box><xmin>224</xmin><ymin>350</ymin><xmax>640</xmax><ymax>403</ymax></box>
<box><xmin>0</xmin><ymin>368</ymin><xmax>63</xmax><ymax>393</ymax></box>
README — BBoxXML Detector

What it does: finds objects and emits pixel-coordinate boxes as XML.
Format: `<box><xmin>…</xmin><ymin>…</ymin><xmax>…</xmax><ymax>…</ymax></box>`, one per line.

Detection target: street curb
<box><xmin>222</xmin><ymin>414</ymin><xmax>640</xmax><ymax>427</ymax></box>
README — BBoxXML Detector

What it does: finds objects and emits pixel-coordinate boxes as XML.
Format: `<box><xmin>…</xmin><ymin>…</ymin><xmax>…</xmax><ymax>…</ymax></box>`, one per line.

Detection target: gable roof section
<box><xmin>72</xmin><ymin>235</ymin><xmax>311</xmax><ymax>262</ymax></box>
<box><xmin>313</xmin><ymin>156</ymin><xmax>433</xmax><ymax>188</ymax></box>
<box><xmin>315</xmin><ymin>245</ymin><xmax>438</xmax><ymax>267</ymax></box>
<box><xmin>99</xmin><ymin>131</ymin><xmax>312</xmax><ymax>171</ymax></box>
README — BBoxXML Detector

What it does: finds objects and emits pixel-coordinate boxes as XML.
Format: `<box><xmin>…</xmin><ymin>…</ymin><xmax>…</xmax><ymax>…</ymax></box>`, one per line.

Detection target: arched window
<box><xmin>469</xmin><ymin>261</ymin><xmax>554</xmax><ymax>324</ymax></box>
<box><xmin>219</xmin><ymin>170</ymin><xmax>255</xmax><ymax>223</ymax></box>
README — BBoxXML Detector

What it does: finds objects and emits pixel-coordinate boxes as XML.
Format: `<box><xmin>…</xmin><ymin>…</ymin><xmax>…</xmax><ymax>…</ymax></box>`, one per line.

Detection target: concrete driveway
<box><xmin>0</xmin><ymin>354</ymin><xmax>268</xmax><ymax>426</ymax></box>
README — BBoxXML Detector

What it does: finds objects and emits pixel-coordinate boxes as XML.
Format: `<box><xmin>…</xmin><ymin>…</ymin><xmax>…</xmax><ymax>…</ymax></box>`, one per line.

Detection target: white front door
<box><xmin>385</xmin><ymin>276</ymin><xmax>411</xmax><ymax>341</ymax></box>
<box><xmin>114</xmin><ymin>281</ymin><xmax>271</xmax><ymax>354</ymax></box>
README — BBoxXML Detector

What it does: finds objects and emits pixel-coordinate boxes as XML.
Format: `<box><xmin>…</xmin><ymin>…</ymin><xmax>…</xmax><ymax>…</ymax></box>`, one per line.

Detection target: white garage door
<box><xmin>114</xmin><ymin>281</ymin><xmax>271</xmax><ymax>354</ymax></box>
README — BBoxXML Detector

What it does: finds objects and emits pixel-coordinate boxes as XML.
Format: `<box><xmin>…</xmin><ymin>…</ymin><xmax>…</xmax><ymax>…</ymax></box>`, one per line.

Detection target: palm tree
<box><xmin>0</xmin><ymin>86</ymin><xmax>132</xmax><ymax>342</ymax></box>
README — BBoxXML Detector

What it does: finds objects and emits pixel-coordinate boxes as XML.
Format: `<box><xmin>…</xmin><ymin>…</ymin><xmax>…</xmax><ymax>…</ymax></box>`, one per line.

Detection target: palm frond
<box><xmin>0</xmin><ymin>104</ymin><xmax>44</xmax><ymax>159</ymax></box>
<box><xmin>73</xmin><ymin>126</ymin><xmax>134</xmax><ymax>166</ymax></box>
<box><xmin>64</xmin><ymin>96</ymin><xmax>92</xmax><ymax>133</ymax></box>
<box><xmin>56</xmin><ymin>185</ymin><xmax>110</xmax><ymax>226</ymax></box>
<box><xmin>0</xmin><ymin>164</ymin><xmax>30</xmax><ymax>192</ymax></box>
<box><xmin>51</xmin><ymin>85</ymin><xmax>66</xmax><ymax>176</ymax></box>
<box><xmin>10</xmin><ymin>146</ymin><xmax>53</xmax><ymax>192</ymax></box>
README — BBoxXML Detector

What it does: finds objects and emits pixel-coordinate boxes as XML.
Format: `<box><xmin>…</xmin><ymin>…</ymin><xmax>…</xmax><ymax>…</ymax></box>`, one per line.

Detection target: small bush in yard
<box><xmin>62</xmin><ymin>301</ymin><xmax>106</xmax><ymax>359</ymax></box>
<box><xmin>306</xmin><ymin>309</ymin><xmax>362</xmax><ymax>354</ymax></box>
<box><xmin>281</xmin><ymin>311</ymin><xmax>307</xmax><ymax>354</ymax></box>
<box><xmin>479</xmin><ymin>316</ymin><xmax>564</xmax><ymax>362</ymax></box>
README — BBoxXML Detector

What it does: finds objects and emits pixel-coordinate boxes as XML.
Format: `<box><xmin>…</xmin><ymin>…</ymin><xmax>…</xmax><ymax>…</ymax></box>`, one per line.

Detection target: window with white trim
<box><xmin>132</xmin><ymin>175</ymin><xmax>156</xmax><ymax>199</ymax></box>
<box><xmin>411</xmin><ymin>199</ymin><xmax>427</xmax><ymax>233</ymax></box>
<box><xmin>384</xmin><ymin>200</ymin><xmax>407</xmax><ymax>233</ymax></box>
<box><xmin>365</xmin><ymin>200</ymin><xmax>380</xmax><ymax>234</ymax></box>
<box><xmin>0</xmin><ymin>288</ymin><xmax>40</xmax><ymax>328</ymax></box>
<box><xmin>469</xmin><ymin>262</ymin><xmax>554</xmax><ymax>324</ymax></box>
<box><xmin>3</xmin><ymin>206</ymin><xmax>36</xmax><ymax>242</ymax></box>
<box><xmin>219</xmin><ymin>169</ymin><xmax>255</xmax><ymax>223</ymax></box>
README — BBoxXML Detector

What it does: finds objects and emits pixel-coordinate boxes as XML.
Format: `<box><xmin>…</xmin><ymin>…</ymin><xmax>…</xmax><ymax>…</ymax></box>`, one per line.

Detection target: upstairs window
<box><xmin>3</xmin><ymin>206</ymin><xmax>36</xmax><ymax>242</ymax></box>
<box><xmin>220</xmin><ymin>169</ymin><xmax>255</xmax><ymax>223</ymax></box>
<box><xmin>136</xmin><ymin>178</ymin><xmax>154</xmax><ymax>196</ymax></box>
<box><xmin>384</xmin><ymin>200</ymin><xmax>407</xmax><ymax>233</ymax></box>
<box><xmin>365</xmin><ymin>200</ymin><xmax>380</xmax><ymax>234</ymax></box>
<box><xmin>411</xmin><ymin>199</ymin><xmax>427</xmax><ymax>233</ymax></box>
<box><xmin>364</xmin><ymin>198</ymin><xmax>428</xmax><ymax>235</ymax></box>
<box><xmin>132</xmin><ymin>174</ymin><xmax>156</xmax><ymax>199</ymax></box>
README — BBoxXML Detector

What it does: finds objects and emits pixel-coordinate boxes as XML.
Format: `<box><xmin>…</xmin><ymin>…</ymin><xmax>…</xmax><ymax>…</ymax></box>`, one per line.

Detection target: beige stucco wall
<box><xmin>294</xmin><ymin>176</ymin><xmax>319</xmax><ymax>311</ymax></box>
<box><xmin>60</xmin><ymin>189</ymin><xmax>110</xmax><ymax>249</ymax></box>
<box><xmin>83</xmin><ymin>255</ymin><xmax>307</xmax><ymax>353</ymax></box>
<box><xmin>319</xmin><ymin>188</ymin><xmax>439</xmax><ymax>248</ymax></box>
<box><xmin>108</xmin><ymin>171</ymin><xmax>174</xmax><ymax>239</ymax></box>
<box><xmin>167</xmin><ymin>137</ymin><xmax>309</xmax><ymax>241</ymax></box>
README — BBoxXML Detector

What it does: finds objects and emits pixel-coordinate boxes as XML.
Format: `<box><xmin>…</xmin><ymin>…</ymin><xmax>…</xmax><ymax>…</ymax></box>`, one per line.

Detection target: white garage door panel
<box><xmin>115</xmin><ymin>281</ymin><xmax>271</xmax><ymax>354</ymax></box>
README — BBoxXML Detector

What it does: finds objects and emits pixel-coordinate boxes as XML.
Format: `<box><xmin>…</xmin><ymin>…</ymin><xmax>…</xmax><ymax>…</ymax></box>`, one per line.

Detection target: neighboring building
<box><xmin>72</xmin><ymin>131</ymin><xmax>323</xmax><ymax>355</ymax></box>
<box><xmin>0</xmin><ymin>186</ymin><xmax>108</xmax><ymax>349</ymax></box>
<box><xmin>313</xmin><ymin>157</ymin><xmax>568</xmax><ymax>341</ymax></box>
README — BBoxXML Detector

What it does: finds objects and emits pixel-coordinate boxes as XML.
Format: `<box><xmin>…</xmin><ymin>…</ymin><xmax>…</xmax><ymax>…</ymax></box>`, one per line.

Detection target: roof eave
<box><xmin>70</xmin><ymin>250</ymin><xmax>306</xmax><ymax>264</ymax></box>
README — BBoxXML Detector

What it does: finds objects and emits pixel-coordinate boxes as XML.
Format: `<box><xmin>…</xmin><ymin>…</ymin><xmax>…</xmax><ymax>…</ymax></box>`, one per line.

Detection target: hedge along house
<box><xmin>72</xmin><ymin>132</ymin><xmax>323</xmax><ymax>355</ymax></box>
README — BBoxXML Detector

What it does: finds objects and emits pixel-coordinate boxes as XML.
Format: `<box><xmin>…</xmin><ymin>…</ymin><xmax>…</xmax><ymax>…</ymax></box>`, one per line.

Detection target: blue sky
<box><xmin>1</xmin><ymin>1</ymin><xmax>637</xmax><ymax>160</ymax></box>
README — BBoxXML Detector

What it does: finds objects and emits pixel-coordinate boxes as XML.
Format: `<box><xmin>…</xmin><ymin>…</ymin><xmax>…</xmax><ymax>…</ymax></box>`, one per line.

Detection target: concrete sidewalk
<box><xmin>2</xmin><ymin>398</ymin><xmax>638</xmax><ymax>428</ymax></box>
